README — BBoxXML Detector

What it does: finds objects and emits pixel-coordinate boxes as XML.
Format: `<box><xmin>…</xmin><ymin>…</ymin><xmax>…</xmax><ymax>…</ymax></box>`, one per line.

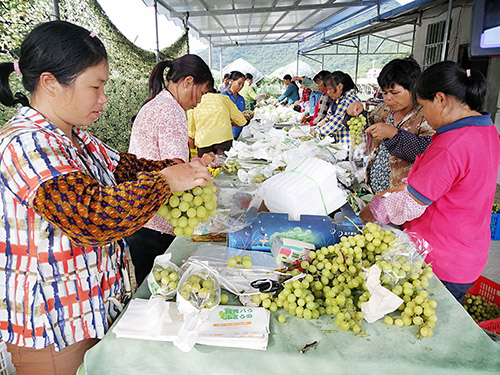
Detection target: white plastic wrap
<box><xmin>261</xmin><ymin>156</ymin><xmax>347</xmax><ymax>220</ymax></box>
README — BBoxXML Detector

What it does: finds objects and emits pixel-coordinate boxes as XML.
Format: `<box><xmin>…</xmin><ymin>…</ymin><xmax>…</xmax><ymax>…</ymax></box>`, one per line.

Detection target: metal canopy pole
<box><xmin>154</xmin><ymin>0</ymin><xmax>160</xmax><ymax>63</ymax></box>
<box><xmin>354</xmin><ymin>35</ymin><xmax>360</xmax><ymax>84</ymax></box>
<box><xmin>52</xmin><ymin>0</ymin><xmax>60</xmax><ymax>20</ymax></box>
<box><xmin>411</xmin><ymin>19</ymin><xmax>417</xmax><ymax>56</ymax></box>
<box><xmin>219</xmin><ymin>48</ymin><xmax>223</xmax><ymax>85</ymax></box>
<box><xmin>184</xmin><ymin>12</ymin><xmax>190</xmax><ymax>54</ymax></box>
<box><xmin>441</xmin><ymin>0</ymin><xmax>453</xmax><ymax>61</ymax></box>
<box><xmin>296</xmin><ymin>42</ymin><xmax>300</xmax><ymax>76</ymax></box>
<box><xmin>208</xmin><ymin>36</ymin><xmax>212</xmax><ymax>70</ymax></box>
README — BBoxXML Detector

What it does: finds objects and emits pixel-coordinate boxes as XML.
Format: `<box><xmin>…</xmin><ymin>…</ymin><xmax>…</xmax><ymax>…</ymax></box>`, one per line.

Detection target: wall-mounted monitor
<box><xmin>470</xmin><ymin>0</ymin><xmax>500</xmax><ymax>57</ymax></box>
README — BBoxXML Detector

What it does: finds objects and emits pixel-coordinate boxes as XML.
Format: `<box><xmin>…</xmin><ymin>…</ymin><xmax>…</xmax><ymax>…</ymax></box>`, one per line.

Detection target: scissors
<box><xmin>250</xmin><ymin>279</ymin><xmax>283</xmax><ymax>293</ymax></box>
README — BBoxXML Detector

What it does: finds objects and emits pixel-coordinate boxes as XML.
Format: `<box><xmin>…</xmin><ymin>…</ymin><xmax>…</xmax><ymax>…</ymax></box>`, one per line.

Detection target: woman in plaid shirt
<box><xmin>0</xmin><ymin>21</ymin><xmax>212</xmax><ymax>374</ymax></box>
<box><xmin>314</xmin><ymin>71</ymin><xmax>362</xmax><ymax>159</ymax></box>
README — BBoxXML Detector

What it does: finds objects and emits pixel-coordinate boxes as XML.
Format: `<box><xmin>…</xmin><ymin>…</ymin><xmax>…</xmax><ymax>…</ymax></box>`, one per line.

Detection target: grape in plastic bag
<box><xmin>177</xmin><ymin>263</ymin><xmax>221</xmax><ymax>311</ymax></box>
<box><xmin>147</xmin><ymin>253</ymin><xmax>183</xmax><ymax>299</ymax></box>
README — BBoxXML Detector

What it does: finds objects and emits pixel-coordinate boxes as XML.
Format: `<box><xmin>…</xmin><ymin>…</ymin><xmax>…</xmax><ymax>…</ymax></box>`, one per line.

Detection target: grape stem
<box><xmin>343</xmin><ymin>216</ymin><xmax>363</xmax><ymax>234</ymax></box>
<box><xmin>300</xmin><ymin>340</ymin><xmax>318</xmax><ymax>354</ymax></box>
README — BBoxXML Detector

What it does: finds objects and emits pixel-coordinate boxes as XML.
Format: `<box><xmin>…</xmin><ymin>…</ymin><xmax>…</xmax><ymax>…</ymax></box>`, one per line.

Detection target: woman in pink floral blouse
<box><xmin>127</xmin><ymin>55</ymin><xmax>214</xmax><ymax>284</ymax></box>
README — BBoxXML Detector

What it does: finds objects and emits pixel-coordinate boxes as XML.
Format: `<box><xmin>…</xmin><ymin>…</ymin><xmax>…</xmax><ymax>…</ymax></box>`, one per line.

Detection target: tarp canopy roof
<box><xmin>221</xmin><ymin>58</ymin><xmax>264</xmax><ymax>82</ymax></box>
<box><xmin>269</xmin><ymin>60</ymin><xmax>317</xmax><ymax>79</ymax></box>
<box><xmin>141</xmin><ymin>0</ymin><xmax>400</xmax><ymax>48</ymax></box>
<box><xmin>299</xmin><ymin>0</ymin><xmax>442</xmax><ymax>54</ymax></box>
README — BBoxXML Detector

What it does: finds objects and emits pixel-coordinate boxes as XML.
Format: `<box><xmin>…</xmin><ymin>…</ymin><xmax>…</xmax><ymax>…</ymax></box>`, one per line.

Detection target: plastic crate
<box><xmin>490</xmin><ymin>213</ymin><xmax>500</xmax><ymax>240</ymax></box>
<box><xmin>466</xmin><ymin>276</ymin><xmax>500</xmax><ymax>334</ymax></box>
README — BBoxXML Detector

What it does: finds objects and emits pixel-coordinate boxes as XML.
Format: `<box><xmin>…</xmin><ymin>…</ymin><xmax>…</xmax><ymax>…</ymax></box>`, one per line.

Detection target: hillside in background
<box><xmin>198</xmin><ymin>40</ymin><xmax>411</xmax><ymax>80</ymax></box>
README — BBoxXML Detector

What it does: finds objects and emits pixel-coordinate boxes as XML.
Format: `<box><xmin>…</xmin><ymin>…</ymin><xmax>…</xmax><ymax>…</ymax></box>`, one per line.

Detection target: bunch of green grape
<box><xmin>251</xmin><ymin>222</ymin><xmax>437</xmax><ymax>338</ymax></box>
<box><xmin>227</xmin><ymin>254</ymin><xmax>252</xmax><ymax>269</ymax></box>
<box><xmin>157</xmin><ymin>181</ymin><xmax>217</xmax><ymax>237</ymax></box>
<box><xmin>346</xmin><ymin>114</ymin><xmax>367</xmax><ymax>146</ymax></box>
<box><xmin>179</xmin><ymin>274</ymin><xmax>219</xmax><ymax>310</ymax></box>
<box><xmin>492</xmin><ymin>203</ymin><xmax>500</xmax><ymax>214</ymax></box>
<box><xmin>152</xmin><ymin>265</ymin><xmax>179</xmax><ymax>293</ymax></box>
<box><xmin>222</xmin><ymin>159</ymin><xmax>242</xmax><ymax>174</ymax></box>
<box><xmin>463</xmin><ymin>293</ymin><xmax>500</xmax><ymax>323</ymax></box>
<box><xmin>251</xmin><ymin>173</ymin><xmax>267</xmax><ymax>184</ymax></box>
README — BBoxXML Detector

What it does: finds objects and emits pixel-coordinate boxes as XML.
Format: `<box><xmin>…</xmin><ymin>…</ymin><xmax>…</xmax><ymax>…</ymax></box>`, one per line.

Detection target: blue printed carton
<box><xmin>227</xmin><ymin>203</ymin><xmax>362</xmax><ymax>251</ymax></box>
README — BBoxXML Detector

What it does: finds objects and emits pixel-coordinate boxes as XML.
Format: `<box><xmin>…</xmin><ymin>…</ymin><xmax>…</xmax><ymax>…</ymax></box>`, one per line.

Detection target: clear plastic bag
<box><xmin>177</xmin><ymin>262</ymin><xmax>221</xmax><ymax>311</ymax></box>
<box><xmin>197</xmin><ymin>182</ymin><xmax>262</xmax><ymax>234</ymax></box>
<box><xmin>184</xmin><ymin>245</ymin><xmax>286</xmax><ymax>296</ymax></box>
<box><xmin>147</xmin><ymin>253</ymin><xmax>183</xmax><ymax>300</ymax></box>
<box><xmin>174</xmin><ymin>262</ymin><xmax>221</xmax><ymax>352</ymax></box>
<box><xmin>374</xmin><ymin>226</ymin><xmax>432</xmax><ymax>289</ymax></box>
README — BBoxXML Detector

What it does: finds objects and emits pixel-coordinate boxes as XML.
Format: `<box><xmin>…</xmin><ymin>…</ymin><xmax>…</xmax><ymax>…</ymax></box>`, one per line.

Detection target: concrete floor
<box><xmin>483</xmin><ymin>185</ymin><xmax>500</xmax><ymax>284</ymax></box>
<box><xmin>483</xmin><ymin>240</ymin><xmax>500</xmax><ymax>284</ymax></box>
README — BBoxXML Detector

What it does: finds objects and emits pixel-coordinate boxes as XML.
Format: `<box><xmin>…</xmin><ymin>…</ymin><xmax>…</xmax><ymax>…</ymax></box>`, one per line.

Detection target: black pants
<box><xmin>197</xmin><ymin>139</ymin><xmax>233</xmax><ymax>157</ymax></box>
<box><xmin>441</xmin><ymin>279</ymin><xmax>475</xmax><ymax>304</ymax></box>
<box><xmin>125</xmin><ymin>227</ymin><xmax>175</xmax><ymax>286</ymax></box>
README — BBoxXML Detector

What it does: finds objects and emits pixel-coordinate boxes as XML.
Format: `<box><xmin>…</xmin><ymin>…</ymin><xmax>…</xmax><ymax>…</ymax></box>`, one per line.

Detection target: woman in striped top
<box><xmin>0</xmin><ymin>21</ymin><xmax>212</xmax><ymax>375</ymax></box>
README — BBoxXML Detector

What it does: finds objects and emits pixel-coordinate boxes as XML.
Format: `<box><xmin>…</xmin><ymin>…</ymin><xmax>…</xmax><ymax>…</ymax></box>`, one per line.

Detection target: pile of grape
<box><xmin>463</xmin><ymin>293</ymin><xmax>500</xmax><ymax>323</ymax></box>
<box><xmin>179</xmin><ymin>274</ymin><xmax>219</xmax><ymax>310</ymax></box>
<box><xmin>222</xmin><ymin>159</ymin><xmax>242</xmax><ymax>174</ymax></box>
<box><xmin>227</xmin><ymin>254</ymin><xmax>253</xmax><ymax>269</ymax></box>
<box><xmin>157</xmin><ymin>181</ymin><xmax>217</xmax><ymax>237</ymax></box>
<box><xmin>251</xmin><ymin>173</ymin><xmax>267</xmax><ymax>184</ymax></box>
<box><xmin>492</xmin><ymin>203</ymin><xmax>500</xmax><ymax>214</ymax></box>
<box><xmin>346</xmin><ymin>114</ymin><xmax>367</xmax><ymax>146</ymax></box>
<box><xmin>252</xmin><ymin>223</ymin><xmax>438</xmax><ymax>338</ymax></box>
<box><xmin>152</xmin><ymin>265</ymin><xmax>179</xmax><ymax>293</ymax></box>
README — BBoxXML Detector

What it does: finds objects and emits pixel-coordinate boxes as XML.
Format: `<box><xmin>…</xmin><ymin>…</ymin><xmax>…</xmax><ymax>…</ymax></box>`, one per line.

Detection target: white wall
<box><xmin>412</xmin><ymin>0</ymin><xmax>500</xmax><ymax>183</ymax></box>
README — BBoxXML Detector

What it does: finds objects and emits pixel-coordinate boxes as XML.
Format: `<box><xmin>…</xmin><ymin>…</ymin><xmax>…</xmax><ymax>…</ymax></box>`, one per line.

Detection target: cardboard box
<box><xmin>227</xmin><ymin>212</ymin><xmax>337</xmax><ymax>251</ymax></box>
<box><xmin>271</xmin><ymin>236</ymin><xmax>315</xmax><ymax>265</ymax></box>
<box><xmin>227</xmin><ymin>203</ymin><xmax>363</xmax><ymax>251</ymax></box>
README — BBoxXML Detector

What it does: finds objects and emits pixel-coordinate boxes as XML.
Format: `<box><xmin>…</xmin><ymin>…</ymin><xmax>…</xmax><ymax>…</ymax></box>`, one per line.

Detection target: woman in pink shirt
<box><xmin>127</xmin><ymin>55</ymin><xmax>214</xmax><ymax>284</ymax></box>
<box><xmin>361</xmin><ymin>61</ymin><xmax>500</xmax><ymax>303</ymax></box>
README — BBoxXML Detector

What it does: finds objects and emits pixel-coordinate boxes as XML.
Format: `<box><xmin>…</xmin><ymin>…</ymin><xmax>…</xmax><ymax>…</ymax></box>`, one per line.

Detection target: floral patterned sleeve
<box><xmin>370</xmin><ymin>187</ymin><xmax>427</xmax><ymax>225</ymax></box>
<box><xmin>114</xmin><ymin>151</ymin><xmax>178</xmax><ymax>183</ymax></box>
<box><xmin>31</xmin><ymin>170</ymin><xmax>171</xmax><ymax>247</ymax></box>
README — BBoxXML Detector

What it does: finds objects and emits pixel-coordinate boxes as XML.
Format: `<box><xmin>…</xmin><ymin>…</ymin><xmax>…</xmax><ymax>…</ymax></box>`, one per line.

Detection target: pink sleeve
<box><xmin>370</xmin><ymin>188</ymin><xmax>428</xmax><ymax>225</ymax></box>
<box><xmin>407</xmin><ymin>147</ymin><xmax>459</xmax><ymax>205</ymax></box>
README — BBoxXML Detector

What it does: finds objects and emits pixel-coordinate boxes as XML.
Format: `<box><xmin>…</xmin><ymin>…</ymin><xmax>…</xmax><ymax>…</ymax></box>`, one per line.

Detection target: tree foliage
<box><xmin>0</xmin><ymin>0</ymin><xmax>188</xmax><ymax>151</ymax></box>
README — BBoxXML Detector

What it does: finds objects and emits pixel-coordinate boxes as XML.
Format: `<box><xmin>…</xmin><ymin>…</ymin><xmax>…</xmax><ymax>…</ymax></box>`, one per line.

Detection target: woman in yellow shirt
<box><xmin>188</xmin><ymin>92</ymin><xmax>247</xmax><ymax>156</ymax></box>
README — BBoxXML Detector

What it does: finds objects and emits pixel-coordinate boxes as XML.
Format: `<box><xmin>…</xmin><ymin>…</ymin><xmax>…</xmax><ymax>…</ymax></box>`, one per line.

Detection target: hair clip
<box><xmin>90</xmin><ymin>32</ymin><xmax>97</xmax><ymax>38</ymax></box>
<box><xmin>466</xmin><ymin>69</ymin><xmax>471</xmax><ymax>77</ymax></box>
<box><xmin>13</xmin><ymin>61</ymin><xmax>21</xmax><ymax>75</ymax></box>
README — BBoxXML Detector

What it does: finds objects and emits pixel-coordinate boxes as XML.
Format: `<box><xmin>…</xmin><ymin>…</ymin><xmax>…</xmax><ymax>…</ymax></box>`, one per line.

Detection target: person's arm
<box><xmin>113</xmin><ymin>151</ymin><xmax>176</xmax><ymax>183</ymax></box>
<box><xmin>362</xmin><ymin>186</ymin><xmax>428</xmax><ymax>225</ymax></box>
<box><xmin>278</xmin><ymin>84</ymin><xmax>294</xmax><ymax>102</ymax></box>
<box><xmin>32</xmin><ymin>161</ymin><xmax>212</xmax><ymax>247</ymax></box>
<box><xmin>187</xmin><ymin>109</ymin><xmax>196</xmax><ymax>139</ymax></box>
<box><xmin>32</xmin><ymin>170</ymin><xmax>171</xmax><ymax>247</ymax></box>
<box><xmin>247</xmin><ymin>85</ymin><xmax>257</xmax><ymax>101</ymax></box>
<box><xmin>315</xmin><ymin>90</ymin><xmax>358</xmax><ymax>137</ymax></box>
<box><xmin>311</xmin><ymin>94</ymin><xmax>330</xmax><ymax>125</ymax></box>
<box><xmin>383</xmin><ymin>130</ymin><xmax>432</xmax><ymax>162</ymax></box>
<box><xmin>229</xmin><ymin>100</ymin><xmax>247</xmax><ymax>126</ymax></box>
